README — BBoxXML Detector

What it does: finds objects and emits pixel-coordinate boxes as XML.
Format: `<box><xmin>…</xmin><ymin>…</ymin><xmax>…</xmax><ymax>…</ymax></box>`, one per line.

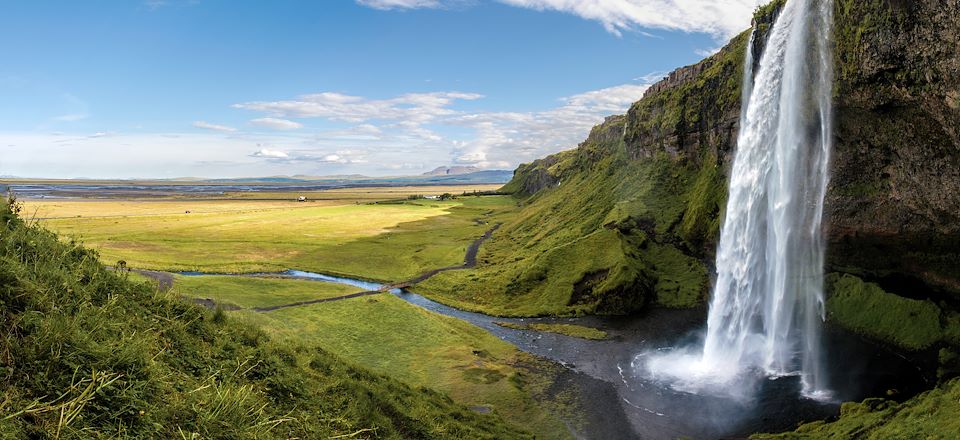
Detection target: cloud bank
<box><xmin>357</xmin><ymin>0</ymin><xmax>766</xmax><ymax>38</ymax></box>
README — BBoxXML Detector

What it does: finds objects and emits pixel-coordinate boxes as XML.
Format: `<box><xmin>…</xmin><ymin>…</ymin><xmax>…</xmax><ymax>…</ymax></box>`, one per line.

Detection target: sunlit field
<box><xmin>23</xmin><ymin>189</ymin><xmax>515</xmax><ymax>280</ymax></box>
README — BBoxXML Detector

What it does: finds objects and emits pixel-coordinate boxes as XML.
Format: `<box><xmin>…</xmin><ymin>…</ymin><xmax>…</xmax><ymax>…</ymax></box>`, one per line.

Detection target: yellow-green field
<box><xmin>24</xmin><ymin>191</ymin><xmax>515</xmax><ymax>281</ymax></box>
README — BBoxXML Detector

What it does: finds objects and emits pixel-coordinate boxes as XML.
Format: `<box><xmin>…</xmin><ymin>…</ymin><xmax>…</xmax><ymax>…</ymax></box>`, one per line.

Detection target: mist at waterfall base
<box><xmin>642</xmin><ymin>0</ymin><xmax>838</xmax><ymax>408</ymax></box>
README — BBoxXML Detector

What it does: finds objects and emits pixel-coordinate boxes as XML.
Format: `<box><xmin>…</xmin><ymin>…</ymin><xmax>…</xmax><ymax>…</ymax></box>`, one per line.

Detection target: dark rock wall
<box><xmin>827</xmin><ymin>0</ymin><xmax>960</xmax><ymax>292</ymax></box>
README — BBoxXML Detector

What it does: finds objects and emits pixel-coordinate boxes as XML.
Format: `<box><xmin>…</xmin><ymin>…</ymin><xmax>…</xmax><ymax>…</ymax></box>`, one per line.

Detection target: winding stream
<box><xmin>180</xmin><ymin>269</ymin><xmax>930</xmax><ymax>439</ymax></box>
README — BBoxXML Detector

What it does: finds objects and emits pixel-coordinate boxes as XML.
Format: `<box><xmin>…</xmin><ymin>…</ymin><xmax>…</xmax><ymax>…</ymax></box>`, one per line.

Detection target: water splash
<box><xmin>648</xmin><ymin>0</ymin><xmax>835</xmax><ymax>399</ymax></box>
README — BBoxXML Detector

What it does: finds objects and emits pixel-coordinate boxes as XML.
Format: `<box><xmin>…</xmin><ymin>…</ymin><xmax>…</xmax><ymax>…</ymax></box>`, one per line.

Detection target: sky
<box><xmin>0</xmin><ymin>0</ymin><xmax>766</xmax><ymax>179</ymax></box>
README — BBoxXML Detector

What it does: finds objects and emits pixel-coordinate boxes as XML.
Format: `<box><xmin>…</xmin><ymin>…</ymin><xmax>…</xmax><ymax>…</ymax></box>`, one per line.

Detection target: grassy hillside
<box><xmin>0</xmin><ymin>197</ymin><xmax>529</xmax><ymax>439</ymax></box>
<box><xmin>172</xmin><ymin>275</ymin><xmax>574</xmax><ymax>438</ymax></box>
<box><xmin>414</xmin><ymin>30</ymin><xmax>751</xmax><ymax>316</ymax></box>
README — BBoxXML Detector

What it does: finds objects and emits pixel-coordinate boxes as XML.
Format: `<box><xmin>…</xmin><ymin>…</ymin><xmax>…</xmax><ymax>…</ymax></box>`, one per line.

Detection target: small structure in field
<box><xmin>297</xmin><ymin>196</ymin><xmax>307</xmax><ymax>202</ymax></box>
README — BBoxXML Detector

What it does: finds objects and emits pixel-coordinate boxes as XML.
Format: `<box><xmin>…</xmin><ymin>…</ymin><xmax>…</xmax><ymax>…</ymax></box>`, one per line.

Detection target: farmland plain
<box><xmin>21</xmin><ymin>184</ymin><xmax>511</xmax><ymax>279</ymax></box>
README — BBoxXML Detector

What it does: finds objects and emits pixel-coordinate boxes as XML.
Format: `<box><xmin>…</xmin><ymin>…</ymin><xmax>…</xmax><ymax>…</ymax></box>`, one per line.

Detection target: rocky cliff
<box><xmin>827</xmin><ymin>0</ymin><xmax>960</xmax><ymax>294</ymax></box>
<box><xmin>420</xmin><ymin>0</ymin><xmax>959</xmax><ymax>335</ymax></box>
<box><xmin>500</xmin><ymin>0</ymin><xmax>959</xmax><ymax>300</ymax></box>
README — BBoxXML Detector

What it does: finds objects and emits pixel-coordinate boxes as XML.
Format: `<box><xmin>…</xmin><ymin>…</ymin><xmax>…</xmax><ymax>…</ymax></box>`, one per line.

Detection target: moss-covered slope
<box><xmin>0</xmin><ymin>199</ymin><xmax>529</xmax><ymax>439</ymax></box>
<box><xmin>755</xmin><ymin>378</ymin><xmax>960</xmax><ymax>439</ymax></box>
<box><xmin>417</xmin><ymin>17</ymin><xmax>762</xmax><ymax>316</ymax></box>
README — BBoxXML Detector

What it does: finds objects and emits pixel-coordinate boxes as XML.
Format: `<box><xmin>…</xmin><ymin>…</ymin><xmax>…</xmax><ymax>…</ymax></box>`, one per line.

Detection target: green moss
<box><xmin>834</xmin><ymin>0</ymin><xmax>914</xmax><ymax>90</ymax></box>
<box><xmin>753</xmin><ymin>0</ymin><xmax>786</xmax><ymax>23</ymax></box>
<box><xmin>647</xmin><ymin>243</ymin><xmax>709</xmax><ymax>308</ymax></box>
<box><xmin>418</xmin><ymin>147</ymin><xmax>725</xmax><ymax>316</ymax></box>
<box><xmin>755</xmin><ymin>378</ymin><xmax>960</xmax><ymax>439</ymax></box>
<box><xmin>624</xmin><ymin>30</ymin><xmax>749</xmax><ymax>157</ymax></box>
<box><xmin>826</xmin><ymin>273</ymin><xmax>943</xmax><ymax>350</ymax></box>
<box><xmin>679</xmin><ymin>155</ymin><xmax>727</xmax><ymax>248</ymax></box>
<box><xmin>944</xmin><ymin>312</ymin><xmax>960</xmax><ymax>346</ymax></box>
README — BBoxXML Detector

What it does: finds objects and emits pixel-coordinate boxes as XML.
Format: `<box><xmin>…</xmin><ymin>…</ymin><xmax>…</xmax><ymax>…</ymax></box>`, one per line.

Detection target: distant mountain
<box><xmin>421</xmin><ymin>169</ymin><xmax>513</xmax><ymax>184</ymax></box>
<box><xmin>422</xmin><ymin>166</ymin><xmax>480</xmax><ymax>176</ymax></box>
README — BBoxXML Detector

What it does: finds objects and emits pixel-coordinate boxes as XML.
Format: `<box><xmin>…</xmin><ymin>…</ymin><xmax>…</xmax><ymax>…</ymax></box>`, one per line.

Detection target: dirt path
<box><xmin>134</xmin><ymin>269</ymin><xmax>175</xmax><ymax>291</ymax></box>
<box><xmin>129</xmin><ymin>223</ymin><xmax>502</xmax><ymax>312</ymax></box>
<box><xmin>392</xmin><ymin>223</ymin><xmax>500</xmax><ymax>288</ymax></box>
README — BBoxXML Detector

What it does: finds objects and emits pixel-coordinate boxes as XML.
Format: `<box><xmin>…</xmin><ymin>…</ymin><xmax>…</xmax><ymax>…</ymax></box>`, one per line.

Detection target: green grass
<box><xmin>416</xmin><ymin>150</ymin><xmax>714</xmax><ymax>317</ymax></box>
<box><xmin>31</xmin><ymin>196</ymin><xmax>513</xmax><ymax>282</ymax></box>
<box><xmin>171</xmin><ymin>275</ymin><xmax>361</xmax><ymax>309</ymax></box>
<box><xmin>232</xmin><ymin>293</ymin><xmax>571</xmax><ymax>439</ymax></box>
<box><xmin>825</xmin><ymin>273</ymin><xmax>944</xmax><ymax>351</ymax></box>
<box><xmin>755</xmin><ymin>378</ymin><xmax>960</xmax><ymax>439</ymax></box>
<box><xmin>494</xmin><ymin>322</ymin><xmax>608</xmax><ymax>340</ymax></box>
<box><xmin>0</xmin><ymin>198</ymin><xmax>530</xmax><ymax>439</ymax></box>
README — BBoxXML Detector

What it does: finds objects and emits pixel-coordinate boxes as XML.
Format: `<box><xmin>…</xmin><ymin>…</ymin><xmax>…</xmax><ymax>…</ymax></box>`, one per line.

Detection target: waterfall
<box><xmin>646</xmin><ymin>0</ymin><xmax>835</xmax><ymax>399</ymax></box>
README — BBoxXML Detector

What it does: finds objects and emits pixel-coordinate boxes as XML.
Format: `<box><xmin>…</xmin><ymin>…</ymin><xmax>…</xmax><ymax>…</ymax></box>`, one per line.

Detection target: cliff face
<box><xmin>503</xmin><ymin>0</ymin><xmax>959</xmax><ymax>298</ymax></box>
<box><xmin>426</xmin><ymin>0</ymin><xmax>958</xmax><ymax>321</ymax></box>
<box><xmin>827</xmin><ymin>0</ymin><xmax>960</xmax><ymax>292</ymax></box>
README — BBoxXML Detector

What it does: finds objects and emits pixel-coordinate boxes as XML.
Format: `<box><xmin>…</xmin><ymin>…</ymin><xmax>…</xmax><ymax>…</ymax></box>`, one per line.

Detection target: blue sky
<box><xmin>0</xmin><ymin>0</ymin><xmax>764</xmax><ymax>178</ymax></box>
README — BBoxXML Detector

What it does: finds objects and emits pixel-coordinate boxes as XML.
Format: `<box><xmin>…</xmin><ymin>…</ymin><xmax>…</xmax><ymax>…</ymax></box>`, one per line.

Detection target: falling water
<box><xmin>647</xmin><ymin>0</ymin><xmax>835</xmax><ymax>399</ymax></box>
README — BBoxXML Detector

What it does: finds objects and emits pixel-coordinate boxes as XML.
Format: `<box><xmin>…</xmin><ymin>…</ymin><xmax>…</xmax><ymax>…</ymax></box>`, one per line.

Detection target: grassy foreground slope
<box><xmin>0</xmin><ymin>199</ymin><xmax>529</xmax><ymax>439</ymax></box>
<box><xmin>171</xmin><ymin>275</ymin><xmax>574</xmax><ymax>439</ymax></box>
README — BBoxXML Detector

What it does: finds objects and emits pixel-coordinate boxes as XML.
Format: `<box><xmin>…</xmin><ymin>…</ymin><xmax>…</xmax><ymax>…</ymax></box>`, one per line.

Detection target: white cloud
<box><xmin>192</xmin><ymin>121</ymin><xmax>237</xmax><ymax>132</ymax></box>
<box><xmin>446</xmin><ymin>83</ymin><xmax>650</xmax><ymax>167</ymax></box>
<box><xmin>250</xmin><ymin>148</ymin><xmax>289</xmax><ymax>159</ymax></box>
<box><xmin>4</xmin><ymin>78</ymin><xmax>656</xmax><ymax>178</ymax></box>
<box><xmin>248</xmin><ymin>146</ymin><xmax>367</xmax><ymax>165</ymax></box>
<box><xmin>250</xmin><ymin>117</ymin><xmax>304</xmax><ymax>130</ymax></box>
<box><xmin>234</xmin><ymin>79</ymin><xmax>653</xmax><ymax>170</ymax></box>
<box><xmin>234</xmin><ymin>91</ymin><xmax>483</xmax><ymax>125</ymax></box>
<box><xmin>356</xmin><ymin>0</ymin><xmax>766</xmax><ymax>38</ymax></box>
<box><xmin>54</xmin><ymin>113</ymin><xmax>89</xmax><ymax>122</ymax></box>
<box><xmin>356</xmin><ymin>0</ymin><xmax>445</xmax><ymax>9</ymax></box>
<box><xmin>695</xmin><ymin>45</ymin><xmax>724</xmax><ymax>57</ymax></box>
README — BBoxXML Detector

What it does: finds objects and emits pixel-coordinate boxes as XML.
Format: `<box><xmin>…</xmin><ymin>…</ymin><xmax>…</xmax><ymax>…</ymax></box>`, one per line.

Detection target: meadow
<box><xmin>18</xmin><ymin>185</ymin><xmax>579</xmax><ymax>437</ymax></box>
<box><xmin>169</xmin><ymin>275</ymin><xmax>571</xmax><ymax>438</ymax></box>
<box><xmin>22</xmin><ymin>185</ymin><xmax>512</xmax><ymax>281</ymax></box>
